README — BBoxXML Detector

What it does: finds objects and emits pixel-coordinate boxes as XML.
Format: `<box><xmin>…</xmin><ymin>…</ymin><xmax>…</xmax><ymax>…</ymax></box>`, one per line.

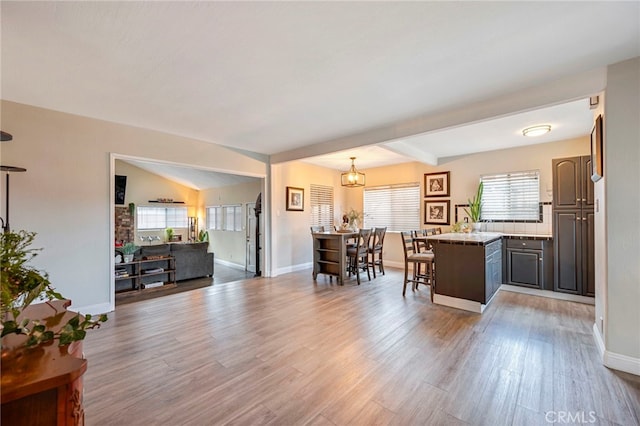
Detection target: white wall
<box><xmin>0</xmin><ymin>101</ymin><xmax>267</xmax><ymax>313</ymax></box>
<box><xmin>592</xmin><ymin>93</ymin><xmax>607</xmax><ymax>342</ymax></box>
<box><xmin>270</xmin><ymin>161</ymin><xmax>345</xmax><ymax>275</ymax></box>
<box><xmin>603</xmin><ymin>57</ymin><xmax>640</xmax><ymax>366</ymax></box>
<box><xmin>200</xmin><ymin>180</ymin><xmax>262</xmax><ymax>267</ymax></box>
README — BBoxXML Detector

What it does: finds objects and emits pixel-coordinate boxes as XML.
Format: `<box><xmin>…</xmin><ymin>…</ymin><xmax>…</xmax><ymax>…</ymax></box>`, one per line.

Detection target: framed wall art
<box><xmin>590</xmin><ymin>114</ymin><xmax>603</xmax><ymax>182</ymax></box>
<box><xmin>286</xmin><ymin>186</ymin><xmax>304</xmax><ymax>211</ymax></box>
<box><xmin>424</xmin><ymin>200</ymin><xmax>450</xmax><ymax>225</ymax></box>
<box><xmin>424</xmin><ymin>171</ymin><xmax>450</xmax><ymax>197</ymax></box>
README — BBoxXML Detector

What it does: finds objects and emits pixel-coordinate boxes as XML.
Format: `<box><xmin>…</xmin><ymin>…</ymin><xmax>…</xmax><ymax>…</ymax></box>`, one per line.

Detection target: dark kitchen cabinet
<box><xmin>432</xmin><ymin>237</ymin><xmax>502</xmax><ymax>306</ymax></box>
<box><xmin>504</xmin><ymin>237</ymin><xmax>553</xmax><ymax>290</ymax></box>
<box><xmin>552</xmin><ymin>155</ymin><xmax>594</xmax><ymax>296</ymax></box>
<box><xmin>552</xmin><ymin>156</ymin><xmax>594</xmax><ymax>210</ymax></box>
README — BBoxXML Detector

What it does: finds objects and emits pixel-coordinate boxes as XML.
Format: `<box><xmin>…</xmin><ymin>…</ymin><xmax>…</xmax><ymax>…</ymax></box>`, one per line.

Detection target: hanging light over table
<box><xmin>341</xmin><ymin>157</ymin><xmax>365</xmax><ymax>187</ymax></box>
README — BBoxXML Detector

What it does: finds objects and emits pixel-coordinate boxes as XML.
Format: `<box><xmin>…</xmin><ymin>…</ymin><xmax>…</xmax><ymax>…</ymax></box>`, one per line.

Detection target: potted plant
<box><xmin>1</xmin><ymin>230</ymin><xmax>107</xmax><ymax>349</ymax></box>
<box><xmin>121</xmin><ymin>241</ymin><xmax>138</xmax><ymax>263</ymax></box>
<box><xmin>198</xmin><ymin>229</ymin><xmax>209</xmax><ymax>242</ymax></box>
<box><xmin>464</xmin><ymin>182</ymin><xmax>483</xmax><ymax>232</ymax></box>
<box><xmin>165</xmin><ymin>227</ymin><xmax>174</xmax><ymax>242</ymax></box>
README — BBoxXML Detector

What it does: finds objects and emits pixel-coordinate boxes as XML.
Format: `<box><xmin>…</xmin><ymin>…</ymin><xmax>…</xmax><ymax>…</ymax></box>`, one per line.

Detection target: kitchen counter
<box><xmin>426</xmin><ymin>232</ymin><xmax>553</xmax><ymax>313</ymax></box>
<box><xmin>425</xmin><ymin>232</ymin><xmax>552</xmax><ymax>245</ymax></box>
<box><xmin>425</xmin><ymin>232</ymin><xmax>503</xmax><ymax>245</ymax></box>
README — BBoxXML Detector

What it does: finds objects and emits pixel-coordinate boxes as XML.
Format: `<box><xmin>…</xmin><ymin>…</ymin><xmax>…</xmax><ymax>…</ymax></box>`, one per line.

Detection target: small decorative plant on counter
<box><xmin>198</xmin><ymin>229</ymin><xmax>209</xmax><ymax>242</ymax></box>
<box><xmin>165</xmin><ymin>227</ymin><xmax>174</xmax><ymax>242</ymax></box>
<box><xmin>120</xmin><ymin>241</ymin><xmax>139</xmax><ymax>262</ymax></box>
<box><xmin>464</xmin><ymin>182</ymin><xmax>483</xmax><ymax>231</ymax></box>
<box><xmin>1</xmin><ymin>230</ymin><xmax>107</xmax><ymax>348</ymax></box>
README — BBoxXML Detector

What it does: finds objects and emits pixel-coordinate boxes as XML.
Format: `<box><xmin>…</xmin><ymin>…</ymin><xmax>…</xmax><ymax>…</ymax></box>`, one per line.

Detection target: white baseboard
<box><xmin>70</xmin><ymin>302</ymin><xmax>114</xmax><ymax>315</ymax></box>
<box><xmin>433</xmin><ymin>294</ymin><xmax>486</xmax><ymax>314</ymax></box>
<box><xmin>500</xmin><ymin>284</ymin><xmax>595</xmax><ymax>305</ymax></box>
<box><xmin>605</xmin><ymin>351</ymin><xmax>640</xmax><ymax>376</ymax></box>
<box><xmin>593</xmin><ymin>323</ymin><xmax>606</xmax><ymax>358</ymax></box>
<box><xmin>273</xmin><ymin>262</ymin><xmax>313</xmax><ymax>277</ymax></box>
<box><xmin>593</xmin><ymin>323</ymin><xmax>640</xmax><ymax>376</ymax></box>
<box><xmin>384</xmin><ymin>260</ymin><xmax>405</xmax><ymax>270</ymax></box>
<box><xmin>215</xmin><ymin>259</ymin><xmax>246</xmax><ymax>271</ymax></box>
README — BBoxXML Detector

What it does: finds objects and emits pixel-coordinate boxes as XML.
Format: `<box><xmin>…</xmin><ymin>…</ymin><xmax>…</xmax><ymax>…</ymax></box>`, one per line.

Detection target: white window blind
<box><xmin>481</xmin><ymin>170</ymin><xmax>540</xmax><ymax>221</ymax></box>
<box><xmin>224</xmin><ymin>205</ymin><xmax>242</xmax><ymax>231</ymax></box>
<box><xmin>137</xmin><ymin>206</ymin><xmax>188</xmax><ymax>230</ymax></box>
<box><xmin>206</xmin><ymin>206</ymin><xmax>223</xmax><ymax>230</ymax></box>
<box><xmin>166</xmin><ymin>207</ymin><xmax>188</xmax><ymax>228</ymax></box>
<box><xmin>363</xmin><ymin>184</ymin><xmax>420</xmax><ymax>231</ymax></box>
<box><xmin>310</xmin><ymin>184</ymin><xmax>334</xmax><ymax>229</ymax></box>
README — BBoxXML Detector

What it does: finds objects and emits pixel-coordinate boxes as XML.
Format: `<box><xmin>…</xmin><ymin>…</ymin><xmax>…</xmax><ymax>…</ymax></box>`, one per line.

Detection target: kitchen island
<box><xmin>426</xmin><ymin>232</ymin><xmax>503</xmax><ymax>313</ymax></box>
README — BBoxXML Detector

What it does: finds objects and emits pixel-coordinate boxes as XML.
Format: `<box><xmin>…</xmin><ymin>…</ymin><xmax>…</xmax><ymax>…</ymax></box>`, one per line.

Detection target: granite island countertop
<box><xmin>425</xmin><ymin>232</ymin><xmax>552</xmax><ymax>245</ymax></box>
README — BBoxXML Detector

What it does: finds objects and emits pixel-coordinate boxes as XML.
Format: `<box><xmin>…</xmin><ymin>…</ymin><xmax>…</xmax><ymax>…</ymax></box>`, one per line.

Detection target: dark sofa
<box><xmin>137</xmin><ymin>242</ymin><xmax>214</xmax><ymax>281</ymax></box>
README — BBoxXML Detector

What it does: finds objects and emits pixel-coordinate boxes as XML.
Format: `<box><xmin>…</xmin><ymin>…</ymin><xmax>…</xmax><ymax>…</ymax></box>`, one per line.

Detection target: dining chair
<box><xmin>401</xmin><ymin>231</ymin><xmax>435</xmax><ymax>301</ymax></box>
<box><xmin>310</xmin><ymin>225</ymin><xmax>325</xmax><ymax>233</ymax></box>
<box><xmin>368</xmin><ymin>227</ymin><xmax>387</xmax><ymax>278</ymax></box>
<box><xmin>347</xmin><ymin>228</ymin><xmax>372</xmax><ymax>285</ymax></box>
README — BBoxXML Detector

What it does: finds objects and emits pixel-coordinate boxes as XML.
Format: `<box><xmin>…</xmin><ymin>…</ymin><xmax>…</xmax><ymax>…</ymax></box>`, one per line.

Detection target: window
<box><xmin>480</xmin><ymin>170</ymin><xmax>540</xmax><ymax>222</ymax></box>
<box><xmin>224</xmin><ymin>205</ymin><xmax>242</xmax><ymax>231</ymax></box>
<box><xmin>310</xmin><ymin>184</ymin><xmax>334</xmax><ymax>229</ymax></box>
<box><xmin>206</xmin><ymin>205</ymin><xmax>242</xmax><ymax>231</ymax></box>
<box><xmin>206</xmin><ymin>206</ymin><xmax>223</xmax><ymax>230</ymax></box>
<box><xmin>363</xmin><ymin>184</ymin><xmax>420</xmax><ymax>231</ymax></box>
<box><xmin>137</xmin><ymin>206</ymin><xmax>188</xmax><ymax>230</ymax></box>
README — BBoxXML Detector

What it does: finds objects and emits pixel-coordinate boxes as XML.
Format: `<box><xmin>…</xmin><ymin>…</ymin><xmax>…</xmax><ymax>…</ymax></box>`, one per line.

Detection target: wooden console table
<box><xmin>1</xmin><ymin>300</ymin><xmax>87</xmax><ymax>425</ymax></box>
<box><xmin>311</xmin><ymin>231</ymin><xmax>357</xmax><ymax>285</ymax></box>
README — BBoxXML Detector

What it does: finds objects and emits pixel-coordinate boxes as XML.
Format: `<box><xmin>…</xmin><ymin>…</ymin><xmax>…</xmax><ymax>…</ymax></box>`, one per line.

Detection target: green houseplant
<box><xmin>1</xmin><ymin>230</ymin><xmax>107</xmax><ymax>348</ymax></box>
<box><xmin>121</xmin><ymin>241</ymin><xmax>138</xmax><ymax>263</ymax></box>
<box><xmin>464</xmin><ymin>182</ymin><xmax>483</xmax><ymax>231</ymax></box>
<box><xmin>165</xmin><ymin>227</ymin><xmax>174</xmax><ymax>242</ymax></box>
<box><xmin>198</xmin><ymin>229</ymin><xmax>209</xmax><ymax>242</ymax></box>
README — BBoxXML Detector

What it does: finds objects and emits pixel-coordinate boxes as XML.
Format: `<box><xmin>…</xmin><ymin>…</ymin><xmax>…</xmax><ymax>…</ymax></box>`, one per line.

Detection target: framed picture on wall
<box><xmin>286</xmin><ymin>186</ymin><xmax>304</xmax><ymax>211</ymax></box>
<box><xmin>424</xmin><ymin>200</ymin><xmax>450</xmax><ymax>225</ymax></box>
<box><xmin>424</xmin><ymin>171</ymin><xmax>450</xmax><ymax>197</ymax></box>
<box><xmin>591</xmin><ymin>114</ymin><xmax>603</xmax><ymax>182</ymax></box>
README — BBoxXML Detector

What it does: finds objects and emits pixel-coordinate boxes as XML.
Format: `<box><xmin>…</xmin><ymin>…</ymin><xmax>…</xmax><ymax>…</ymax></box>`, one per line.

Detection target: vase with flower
<box><xmin>345</xmin><ymin>208</ymin><xmax>363</xmax><ymax>231</ymax></box>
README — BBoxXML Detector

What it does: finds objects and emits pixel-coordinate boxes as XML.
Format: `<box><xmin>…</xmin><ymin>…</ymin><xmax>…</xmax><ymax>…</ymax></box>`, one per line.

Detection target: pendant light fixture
<box><xmin>341</xmin><ymin>157</ymin><xmax>365</xmax><ymax>187</ymax></box>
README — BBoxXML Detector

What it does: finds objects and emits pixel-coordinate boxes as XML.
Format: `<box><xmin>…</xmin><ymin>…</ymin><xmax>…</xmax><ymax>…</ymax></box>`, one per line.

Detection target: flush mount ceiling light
<box><xmin>341</xmin><ymin>157</ymin><xmax>365</xmax><ymax>187</ymax></box>
<box><xmin>522</xmin><ymin>125</ymin><xmax>551</xmax><ymax>137</ymax></box>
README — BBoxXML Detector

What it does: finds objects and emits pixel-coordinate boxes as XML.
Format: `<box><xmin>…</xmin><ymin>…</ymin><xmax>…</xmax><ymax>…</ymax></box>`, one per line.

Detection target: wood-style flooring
<box><xmin>84</xmin><ymin>267</ymin><xmax>640</xmax><ymax>425</ymax></box>
<box><xmin>116</xmin><ymin>262</ymin><xmax>256</xmax><ymax>305</ymax></box>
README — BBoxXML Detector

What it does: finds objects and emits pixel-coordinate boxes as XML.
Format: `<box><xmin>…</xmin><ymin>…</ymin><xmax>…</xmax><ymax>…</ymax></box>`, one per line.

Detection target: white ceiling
<box><xmin>122</xmin><ymin>158</ymin><xmax>259</xmax><ymax>191</ymax></box>
<box><xmin>2</xmin><ymin>2</ymin><xmax>639</xmax><ymax>181</ymax></box>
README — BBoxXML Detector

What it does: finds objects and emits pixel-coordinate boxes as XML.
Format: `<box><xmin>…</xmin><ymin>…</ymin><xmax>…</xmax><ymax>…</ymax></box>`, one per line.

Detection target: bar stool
<box><xmin>401</xmin><ymin>231</ymin><xmax>435</xmax><ymax>301</ymax></box>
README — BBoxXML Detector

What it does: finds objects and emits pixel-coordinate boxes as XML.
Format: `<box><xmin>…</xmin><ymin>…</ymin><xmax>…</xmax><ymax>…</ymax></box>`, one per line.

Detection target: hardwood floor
<box><xmin>84</xmin><ymin>268</ymin><xmax>640</xmax><ymax>425</ymax></box>
<box><xmin>116</xmin><ymin>262</ymin><xmax>256</xmax><ymax>305</ymax></box>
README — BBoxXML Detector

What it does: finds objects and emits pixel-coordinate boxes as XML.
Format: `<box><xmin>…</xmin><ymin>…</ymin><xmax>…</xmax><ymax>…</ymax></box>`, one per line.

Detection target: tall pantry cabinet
<box><xmin>552</xmin><ymin>155</ymin><xmax>595</xmax><ymax>296</ymax></box>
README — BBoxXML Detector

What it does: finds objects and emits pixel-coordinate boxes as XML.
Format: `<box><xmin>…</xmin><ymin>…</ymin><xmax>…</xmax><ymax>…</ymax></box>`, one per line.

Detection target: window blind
<box><xmin>224</xmin><ymin>205</ymin><xmax>242</xmax><ymax>231</ymax></box>
<box><xmin>310</xmin><ymin>184</ymin><xmax>334</xmax><ymax>229</ymax></box>
<box><xmin>363</xmin><ymin>184</ymin><xmax>420</xmax><ymax>231</ymax></box>
<box><xmin>206</xmin><ymin>206</ymin><xmax>223</xmax><ymax>230</ymax></box>
<box><xmin>480</xmin><ymin>170</ymin><xmax>540</xmax><ymax>221</ymax></box>
<box><xmin>166</xmin><ymin>207</ymin><xmax>188</xmax><ymax>228</ymax></box>
<box><xmin>137</xmin><ymin>206</ymin><xmax>187</xmax><ymax>230</ymax></box>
